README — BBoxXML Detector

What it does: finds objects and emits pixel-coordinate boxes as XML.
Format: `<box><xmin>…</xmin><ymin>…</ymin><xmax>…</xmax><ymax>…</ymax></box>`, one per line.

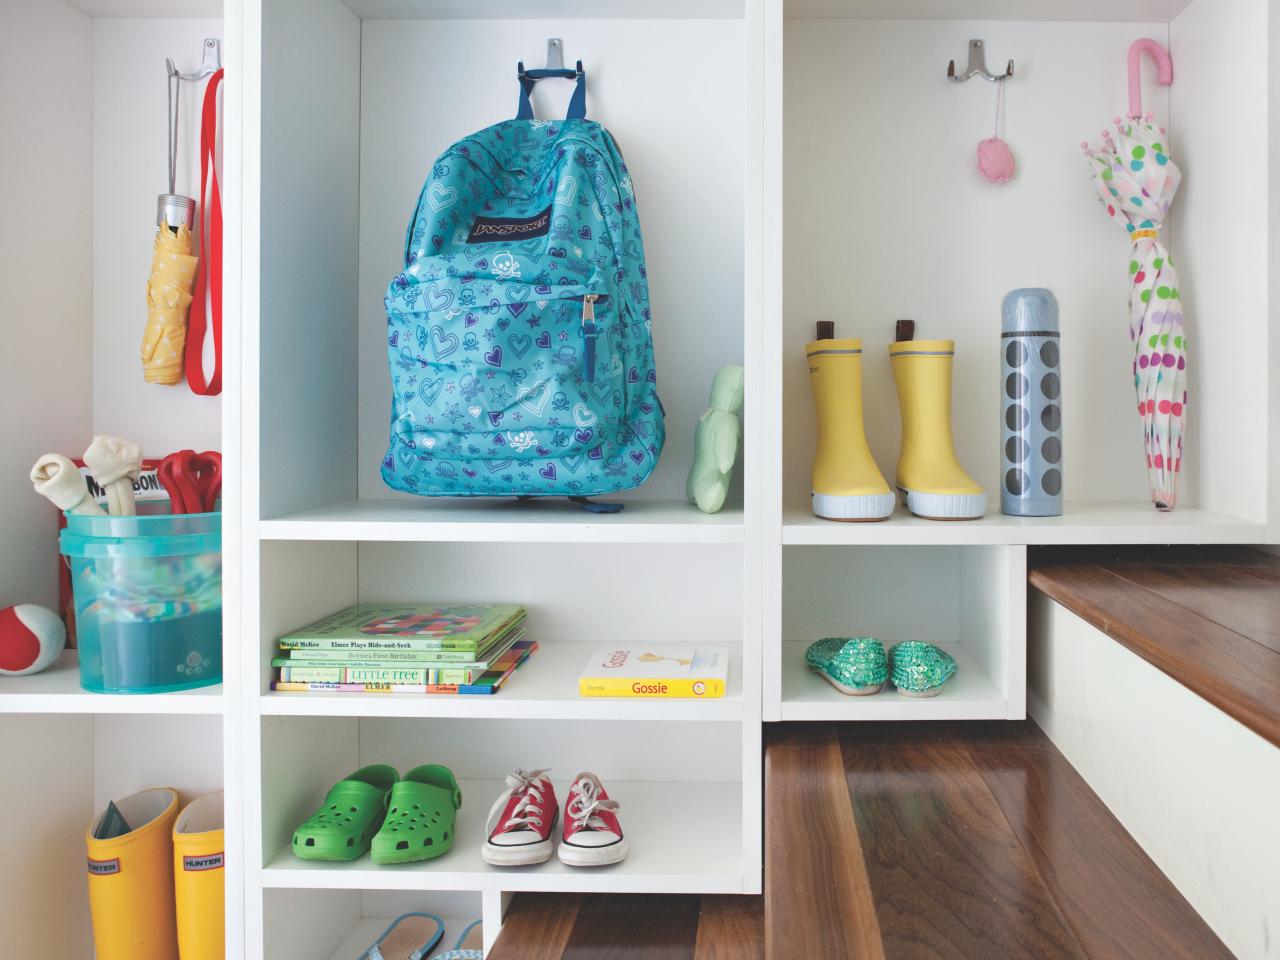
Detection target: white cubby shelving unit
<box><xmin>241</xmin><ymin>0</ymin><xmax>762</xmax><ymax>954</ymax></box>
<box><xmin>4</xmin><ymin>0</ymin><xmax>1277</xmax><ymax>956</ymax></box>
<box><xmin>762</xmin><ymin>0</ymin><xmax>1277</xmax><ymax>722</ymax></box>
<box><xmin>1</xmin><ymin>0</ymin><xmax>241</xmax><ymax>956</ymax></box>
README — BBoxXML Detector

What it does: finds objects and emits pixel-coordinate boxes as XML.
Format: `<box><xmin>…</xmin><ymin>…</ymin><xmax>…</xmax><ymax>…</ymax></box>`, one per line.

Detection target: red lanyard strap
<box><xmin>186</xmin><ymin>68</ymin><xmax>224</xmax><ymax>396</ymax></box>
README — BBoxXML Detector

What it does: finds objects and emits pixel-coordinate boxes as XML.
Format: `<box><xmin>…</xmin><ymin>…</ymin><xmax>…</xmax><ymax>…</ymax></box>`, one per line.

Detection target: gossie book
<box><xmin>578</xmin><ymin>646</ymin><xmax>729</xmax><ymax>699</ymax></box>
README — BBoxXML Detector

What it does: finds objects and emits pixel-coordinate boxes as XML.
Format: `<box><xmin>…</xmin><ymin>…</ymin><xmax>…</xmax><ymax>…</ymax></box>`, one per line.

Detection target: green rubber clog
<box><xmin>806</xmin><ymin>636</ymin><xmax>888</xmax><ymax>696</ymax></box>
<box><xmin>371</xmin><ymin>764</ymin><xmax>462</xmax><ymax>865</ymax></box>
<box><xmin>292</xmin><ymin>764</ymin><xmax>398</xmax><ymax>862</ymax></box>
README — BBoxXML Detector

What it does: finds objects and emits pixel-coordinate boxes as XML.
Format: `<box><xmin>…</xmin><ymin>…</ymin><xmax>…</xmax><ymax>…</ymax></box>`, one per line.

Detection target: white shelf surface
<box><xmin>782</xmin><ymin>502</ymin><xmax>1268</xmax><ymax>546</ymax></box>
<box><xmin>341</xmin><ymin>0</ymin><xmax>744</xmax><ymax>17</ymax></box>
<box><xmin>326</xmin><ymin>917</ymin><xmax>476</xmax><ymax>960</ymax></box>
<box><xmin>263</xmin><ymin>779</ymin><xmax>743</xmax><ymax>894</ymax></box>
<box><xmin>780</xmin><ymin>640</ymin><xmax>1008</xmax><ymax>721</ymax></box>
<box><xmin>259</xmin><ymin>499</ymin><xmax>744</xmax><ymax>544</ymax></box>
<box><xmin>261</xmin><ymin>641</ymin><xmax>743</xmax><ymax>721</ymax></box>
<box><xmin>785</xmin><ymin>0</ymin><xmax>1193</xmax><ymax>21</ymax></box>
<box><xmin>0</xmin><ymin>652</ymin><xmax>223</xmax><ymax>715</ymax></box>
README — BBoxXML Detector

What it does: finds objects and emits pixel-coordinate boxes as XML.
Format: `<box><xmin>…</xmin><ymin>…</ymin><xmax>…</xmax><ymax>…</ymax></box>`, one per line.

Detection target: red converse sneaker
<box><xmin>483</xmin><ymin>769</ymin><xmax>557</xmax><ymax>866</ymax></box>
<box><xmin>558</xmin><ymin>772</ymin><xmax>627</xmax><ymax>867</ymax></box>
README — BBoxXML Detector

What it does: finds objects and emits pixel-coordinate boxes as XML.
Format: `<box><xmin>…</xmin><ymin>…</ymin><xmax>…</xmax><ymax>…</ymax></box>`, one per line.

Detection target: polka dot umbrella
<box><xmin>1082</xmin><ymin>38</ymin><xmax>1185</xmax><ymax>511</ymax></box>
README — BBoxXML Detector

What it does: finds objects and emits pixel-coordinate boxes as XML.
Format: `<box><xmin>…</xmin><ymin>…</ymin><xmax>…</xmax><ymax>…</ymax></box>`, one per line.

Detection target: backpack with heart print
<box><xmin>381</xmin><ymin>62</ymin><xmax>665</xmax><ymax>506</ymax></box>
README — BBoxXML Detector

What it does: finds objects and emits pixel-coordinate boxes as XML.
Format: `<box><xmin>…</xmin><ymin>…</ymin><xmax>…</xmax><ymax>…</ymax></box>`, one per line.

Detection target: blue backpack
<box><xmin>381</xmin><ymin>63</ymin><xmax>665</xmax><ymax>503</ymax></box>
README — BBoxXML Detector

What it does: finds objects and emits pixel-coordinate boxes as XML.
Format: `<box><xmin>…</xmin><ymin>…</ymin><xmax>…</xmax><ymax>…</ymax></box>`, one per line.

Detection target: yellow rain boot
<box><xmin>888</xmin><ymin>330</ymin><xmax>987</xmax><ymax>520</ymax></box>
<box><xmin>86</xmin><ymin>787</ymin><xmax>181</xmax><ymax>960</ymax></box>
<box><xmin>807</xmin><ymin>326</ymin><xmax>894</xmax><ymax>520</ymax></box>
<box><xmin>173</xmin><ymin>792</ymin><xmax>225</xmax><ymax>960</ymax></box>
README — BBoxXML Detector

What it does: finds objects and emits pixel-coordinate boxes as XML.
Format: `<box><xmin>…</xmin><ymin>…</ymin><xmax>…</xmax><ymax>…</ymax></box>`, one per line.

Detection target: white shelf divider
<box><xmin>263</xmin><ymin>779</ymin><xmax>743</xmax><ymax>895</ymax></box>
<box><xmin>261</xmin><ymin>640</ymin><xmax>743</xmax><ymax>722</ymax></box>
<box><xmin>259</xmin><ymin>499</ymin><xmax>745</xmax><ymax>544</ymax></box>
<box><xmin>0</xmin><ymin>652</ymin><xmax>224</xmax><ymax>715</ymax></box>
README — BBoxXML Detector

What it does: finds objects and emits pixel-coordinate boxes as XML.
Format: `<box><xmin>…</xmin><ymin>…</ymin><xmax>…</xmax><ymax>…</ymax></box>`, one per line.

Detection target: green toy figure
<box><xmin>686</xmin><ymin>364</ymin><xmax>745</xmax><ymax>514</ymax></box>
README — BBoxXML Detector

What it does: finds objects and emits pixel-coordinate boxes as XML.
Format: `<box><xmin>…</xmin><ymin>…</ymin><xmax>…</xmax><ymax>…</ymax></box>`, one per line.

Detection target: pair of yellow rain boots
<box><xmin>85</xmin><ymin>788</ymin><xmax>224</xmax><ymax>960</ymax></box>
<box><xmin>807</xmin><ymin>321</ymin><xmax>986</xmax><ymax>521</ymax></box>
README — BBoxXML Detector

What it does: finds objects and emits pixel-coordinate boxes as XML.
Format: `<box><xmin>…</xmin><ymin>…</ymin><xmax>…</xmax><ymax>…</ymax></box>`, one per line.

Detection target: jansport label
<box><xmin>467</xmin><ymin>206</ymin><xmax>552</xmax><ymax>243</ymax></box>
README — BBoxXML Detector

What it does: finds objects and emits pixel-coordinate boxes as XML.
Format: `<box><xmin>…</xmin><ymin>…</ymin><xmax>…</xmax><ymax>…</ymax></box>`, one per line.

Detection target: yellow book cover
<box><xmin>578</xmin><ymin>646</ymin><xmax>729</xmax><ymax>699</ymax></box>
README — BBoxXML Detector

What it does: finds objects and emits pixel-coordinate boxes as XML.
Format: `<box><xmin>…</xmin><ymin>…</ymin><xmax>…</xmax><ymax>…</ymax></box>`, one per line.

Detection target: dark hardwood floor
<box><xmin>488</xmin><ymin>893</ymin><xmax>763</xmax><ymax>960</ymax></box>
<box><xmin>491</xmin><ymin>720</ymin><xmax>1228</xmax><ymax>959</ymax></box>
<box><xmin>768</xmin><ymin>721</ymin><xmax>1231</xmax><ymax>960</ymax></box>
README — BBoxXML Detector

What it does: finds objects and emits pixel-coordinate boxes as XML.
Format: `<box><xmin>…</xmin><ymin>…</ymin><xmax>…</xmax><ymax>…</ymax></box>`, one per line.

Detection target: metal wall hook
<box><xmin>544</xmin><ymin>38</ymin><xmax>564</xmax><ymax>72</ymax></box>
<box><xmin>166</xmin><ymin>37</ymin><xmax>221</xmax><ymax>82</ymax></box>
<box><xmin>161</xmin><ymin>38</ymin><xmax>221</xmax><ymax>219</ymax></box>
<box><xmin>948</xmin><ymin>39</ymin><xmax>1014</xmax><ymax>83</ymax></box>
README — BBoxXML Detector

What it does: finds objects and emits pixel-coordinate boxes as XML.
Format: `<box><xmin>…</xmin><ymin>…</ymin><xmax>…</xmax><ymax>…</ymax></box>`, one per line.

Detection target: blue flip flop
<box><xmin>430</xmin><ymin>920</ymin><xmax>484</xmax><ymax>959</ymax></box>
<box><xmin>361</xmin><ymin>913</ymin><xmax>444</xmax><ymax>960</ymax></box>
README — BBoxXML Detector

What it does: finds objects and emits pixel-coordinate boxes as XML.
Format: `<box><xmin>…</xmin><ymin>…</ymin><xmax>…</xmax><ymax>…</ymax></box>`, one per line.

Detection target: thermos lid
<box><xmin>1001</xmin><ymin>288</ymin><xmax>1059</xmax><ymax>335</ymax></box>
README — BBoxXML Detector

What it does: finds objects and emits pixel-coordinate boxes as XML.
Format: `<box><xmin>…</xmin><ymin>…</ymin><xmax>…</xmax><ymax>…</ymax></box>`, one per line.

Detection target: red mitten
<box><xmin>0</xmin><ymin>605</ymin><xmax>66</xmax><ymax>676</ymax></box>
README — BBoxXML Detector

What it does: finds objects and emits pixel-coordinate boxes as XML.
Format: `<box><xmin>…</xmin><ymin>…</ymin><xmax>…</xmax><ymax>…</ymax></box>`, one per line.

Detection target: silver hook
<box><xmin>162</xmin><ymin>38</ymin><xmax>221</xmax><ymax>222</ymax></box>
<box><xmin>545</xmin><ymin>38</ymin><xmax>564</xmax><ymax>71</ymax></box>
<box><xmin>167</xmin><ymin>38</ymin><xmax>221</xmax><ymax>82</ymax></box>
<box><xmin>947</xmin><ymin>39</ymin><xmax>1014</xmax><ymax>83</ymax></box>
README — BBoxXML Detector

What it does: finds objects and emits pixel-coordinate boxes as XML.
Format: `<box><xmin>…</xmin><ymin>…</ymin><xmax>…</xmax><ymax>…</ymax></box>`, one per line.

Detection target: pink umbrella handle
<box><xmin>1128</xmin><ymin>38</ymin><xmax>1173</xmax><ymax>119</ymax></box>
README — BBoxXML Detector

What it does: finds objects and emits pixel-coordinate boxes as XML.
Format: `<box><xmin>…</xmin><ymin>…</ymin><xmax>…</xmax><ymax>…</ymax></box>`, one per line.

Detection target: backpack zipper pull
<box><xmin>581</xmin><ymin>294</ymin><xmax>599</xmax><ymax>383</ymax></box>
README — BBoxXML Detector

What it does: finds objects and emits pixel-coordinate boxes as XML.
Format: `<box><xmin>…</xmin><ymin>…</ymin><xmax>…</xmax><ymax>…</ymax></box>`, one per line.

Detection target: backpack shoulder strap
<box><xmin>515</xmin><ymin>60</ymin><xmax>587</xmax><ymax>122</ymax></box>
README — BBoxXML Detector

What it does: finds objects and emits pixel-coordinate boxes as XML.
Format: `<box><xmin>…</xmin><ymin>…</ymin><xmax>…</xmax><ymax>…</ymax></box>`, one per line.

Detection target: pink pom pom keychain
<box><xmin>978</xmin><ymin>79</ymin><xmax>1015</xmax><ymax>183</ymax></box>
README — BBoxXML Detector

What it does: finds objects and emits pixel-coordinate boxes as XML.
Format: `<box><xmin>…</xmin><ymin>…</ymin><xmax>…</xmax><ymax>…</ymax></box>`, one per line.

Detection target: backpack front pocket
<box><xmin>384</xmin><ymin>293</ymin><xmax>626</xmax><ymax>487</ymax></box>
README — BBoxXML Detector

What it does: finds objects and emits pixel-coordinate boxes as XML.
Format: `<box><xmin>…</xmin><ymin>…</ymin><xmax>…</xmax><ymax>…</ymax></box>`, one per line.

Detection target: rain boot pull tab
<box><xmin>895</xmin><ymin>319</ymin><xmax>916</xmax><ymax>342</ymax></box>
<box><xmin>815</xmin><ymin>320</ymin><xmax>835</xmax><ymax>341</ymax></box>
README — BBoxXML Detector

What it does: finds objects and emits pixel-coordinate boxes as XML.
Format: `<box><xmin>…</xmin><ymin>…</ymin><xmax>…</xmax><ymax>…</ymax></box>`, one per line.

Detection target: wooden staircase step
<box><xmin>1030</xmin><ymin>546</ymin><xmax>1280</xmax><ymax>747</ymax></box>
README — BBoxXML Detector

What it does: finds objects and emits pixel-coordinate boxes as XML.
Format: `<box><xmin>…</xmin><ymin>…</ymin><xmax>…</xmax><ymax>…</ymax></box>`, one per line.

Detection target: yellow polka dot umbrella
<box><xmin>1083</xmin><ymin>38</ymin><xmax>1184</xmax><ymax>511</ymax></box>
<box><xmin>141</xmin><ymin>222</ymin><xmax>198</xmax><ymax>384</ymax></box>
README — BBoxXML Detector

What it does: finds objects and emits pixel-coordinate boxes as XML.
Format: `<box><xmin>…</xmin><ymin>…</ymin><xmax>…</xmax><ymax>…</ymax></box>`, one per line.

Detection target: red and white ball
<box><xmin>0</xmin><ymin>604</ymin><xmax>66</xmax><ymax>676</ymax></box>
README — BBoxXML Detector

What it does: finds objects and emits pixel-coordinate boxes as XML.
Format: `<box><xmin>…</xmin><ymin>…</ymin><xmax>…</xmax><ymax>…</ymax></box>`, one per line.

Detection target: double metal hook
<box><xmin>948</xmin><ymin>39</ymin><xmax>1014</xmax><ymax>83</ymax></box>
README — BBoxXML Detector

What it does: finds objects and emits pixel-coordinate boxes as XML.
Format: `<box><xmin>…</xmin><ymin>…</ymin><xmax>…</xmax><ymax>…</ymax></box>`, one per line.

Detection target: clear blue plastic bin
<box><xmin>60</xmin><ymin>511</ymin><xmax>222</xmax><ymax>694</ymax></box>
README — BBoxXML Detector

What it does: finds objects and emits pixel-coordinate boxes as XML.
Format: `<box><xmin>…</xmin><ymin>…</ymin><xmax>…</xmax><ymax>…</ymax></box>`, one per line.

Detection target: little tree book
<box><xmin>578</xmin><ymin>646</ymin><xmax>729</xmax><ymax>699</ymax></box>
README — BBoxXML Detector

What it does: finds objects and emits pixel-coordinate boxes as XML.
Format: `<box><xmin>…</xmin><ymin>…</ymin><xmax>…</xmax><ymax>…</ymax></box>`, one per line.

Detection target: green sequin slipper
<box><xmin>889</xmin><ymin>641</ymin><xmax>957</xmax><ymax>698</ymax></box>
<box><xmin>371</xmin><ymin>764</ymin><xmax>463</xmax><ymax>865</ymax></box>
<box><xmin>805</xmin><ymin>637</ymin><xmax>887</xmax><ymax>696</ymax></box>
<box><xmin>292</xmin><ymin>764</ymin><xmax>398</xmax><ymax>862</ymax></box>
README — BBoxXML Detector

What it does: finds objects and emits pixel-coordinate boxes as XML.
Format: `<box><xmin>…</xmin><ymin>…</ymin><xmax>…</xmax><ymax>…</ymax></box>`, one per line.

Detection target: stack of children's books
<box><xmin>270</xmin><ymin>603</ymin><xmax>535</xmax><ymax>695</ymax></box>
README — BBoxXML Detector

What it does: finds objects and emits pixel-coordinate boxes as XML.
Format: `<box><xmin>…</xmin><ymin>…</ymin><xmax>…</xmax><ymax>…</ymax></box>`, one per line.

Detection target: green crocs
<box><xmin>292</xmin><ymin>764</ymin><xmax>398</xmax><ymax>862</ymax></box>
<box><xmin>371</xmin><ymin>764</ymin><xmax>462</xmax><ymax>865</ymax></box>
<box><xmin>806</xmin><ymin>637</ymin><xmax>888</xmax><ymax>696</ymax></box>
<box><xmin>889</xmin><ymin>641</ymin><xmax>957</xmax><ymax>698</ymax></box>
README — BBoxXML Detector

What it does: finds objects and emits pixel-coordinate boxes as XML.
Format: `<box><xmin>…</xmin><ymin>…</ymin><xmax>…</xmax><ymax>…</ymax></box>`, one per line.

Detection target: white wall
<box><xmin>0</xmin><ymin>715</ymin><xmax>94</xmax><ymax>957</ymax></box>
<box><xmin>354</xmin><ymin>19</ymin><xmax>747</xmax><ymax>503</ymax></box>
<box><xmin>92</xmin><ymin>17</ymin><xmax>223</xmax><ymax>455</ymax></box>
<box><xmin>783</xmin><ymin>20</ymin><xmax>1177</xmax><ymax>509</ymax></box>
<box><xmin>1170</xmin><ymin>0</ymin><xmax>1269</xmax><ymax>523</ymax></box>
<box><xmin>0</xmin><ymin>0</ymin><xmax>93</xmax><ymax>608</ymax></box>
<box><xmin>257</xmin><ymin>0</ymin><xmax>360</xmax><ymax>519</ymax></box>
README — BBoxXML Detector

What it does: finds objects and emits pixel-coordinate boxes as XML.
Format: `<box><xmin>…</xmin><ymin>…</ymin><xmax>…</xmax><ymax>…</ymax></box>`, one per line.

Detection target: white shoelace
<box><xmin>566</xmin><ymin>776</ymin><xmax>620</xmax><ymax>833</ymax></box>
<box><xmin>486</xmin><ymin>768</ymin><xmax>550</xmax><ymax>836</ymax></box>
